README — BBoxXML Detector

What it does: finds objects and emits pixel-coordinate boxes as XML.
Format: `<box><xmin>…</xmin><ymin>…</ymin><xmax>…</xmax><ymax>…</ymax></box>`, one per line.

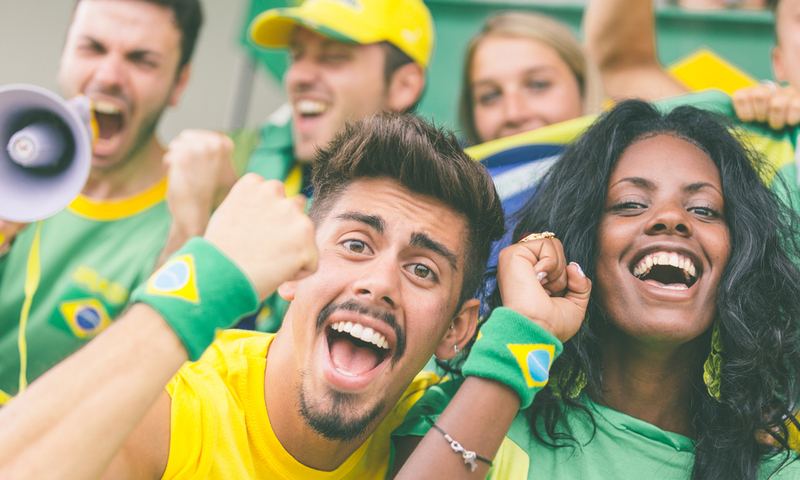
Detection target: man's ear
<box><xmin>773</xmin><ymin>46</ymin><xmax>788</xmax><ymax>83</ymax></box>
<box><xmin>386</xmin><ymin>62</ymin><xmax>425</xmax><ymax>112</ymax></box>
<box><xmin>168</xmin><ymin>63</ymin><xmax>192</xmax><ymax>107</ymax></box>
<box><xmin>277</xmin><ymin>280</ymin><xmax>297</xmax><ymax>301</ymax></box>
<box><xmin>434</xmin><ymin>298</ymin><xmax>479</xmax><ymax>360</ymax></box>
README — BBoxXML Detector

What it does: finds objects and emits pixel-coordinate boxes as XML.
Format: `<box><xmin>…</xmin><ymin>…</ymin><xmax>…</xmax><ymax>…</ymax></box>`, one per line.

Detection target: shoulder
<box><xmin>159</xmin><ymin>330</ymin><xmax>274</xmax><ymax>478</ymax></box>
<box><xmin>172</xmin><ymin>330</ymin><xmax>274</xmax><ymax>389</ymax></box>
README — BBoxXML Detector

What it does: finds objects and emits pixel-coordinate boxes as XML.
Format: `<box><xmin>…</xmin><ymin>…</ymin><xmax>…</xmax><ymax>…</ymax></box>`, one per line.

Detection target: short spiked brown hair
<box><xmin>310</xmin><ymin>112</ymin><xmax>505</xmax><ymax>307</ymax></box>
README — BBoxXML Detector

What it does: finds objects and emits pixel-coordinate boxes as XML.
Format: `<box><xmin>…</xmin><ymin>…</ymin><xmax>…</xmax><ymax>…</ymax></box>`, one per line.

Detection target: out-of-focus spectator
<box><xmin>460</xmin><ymin>11</ymin><xmax>603</xmax><ymax>145</ymax></box>
<box><xmin>0</xmin><ymin>0</ymin><xmax>236</xmax><ymax>401</ymax></box>
<box><xmin>232</xmin><ymin>0</ymin><xmax>434</xmax><ymax>332</ymax></box>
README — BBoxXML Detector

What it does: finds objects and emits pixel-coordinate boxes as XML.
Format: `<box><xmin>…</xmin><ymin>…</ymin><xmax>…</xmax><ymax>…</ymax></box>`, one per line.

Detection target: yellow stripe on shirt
<box><xmin>68</xmin><ymin>178</ymin><xmax>167</xmax><ymax>221</ymax></box>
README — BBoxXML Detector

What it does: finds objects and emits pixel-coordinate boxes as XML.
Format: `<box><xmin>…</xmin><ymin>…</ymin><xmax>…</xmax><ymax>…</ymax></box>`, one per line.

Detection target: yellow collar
<box><xmin>68</xmin><ymin>178</ymin><xmax>167</xmax><ymax>221</ymax></box>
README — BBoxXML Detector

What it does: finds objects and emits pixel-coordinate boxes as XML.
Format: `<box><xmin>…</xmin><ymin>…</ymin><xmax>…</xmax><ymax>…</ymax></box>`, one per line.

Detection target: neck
<box><xmin>81</xmin><ymin>135</ymin><xmax>167</xmax><ymax>199</ymax></box>
<box><xmin>264</xmin><ymin>318</ymin><xmax>374</xmax><ymax>471</ymax></box>
<box><xmin>593</xmin><ymin>327</ymin><xmax>706</xmax><ymax>438</ymax></box>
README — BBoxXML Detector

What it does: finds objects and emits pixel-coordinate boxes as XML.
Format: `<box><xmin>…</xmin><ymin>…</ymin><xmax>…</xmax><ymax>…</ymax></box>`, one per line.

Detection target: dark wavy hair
<box><xmin>484</xmin><ymin>100</ymin><xmax>800</xmax><ymax>479</ymax></box>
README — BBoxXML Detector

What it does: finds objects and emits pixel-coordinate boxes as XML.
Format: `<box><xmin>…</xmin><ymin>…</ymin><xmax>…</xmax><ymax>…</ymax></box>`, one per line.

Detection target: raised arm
<box><xmin>157</xmin><ymin>130</ymin><xmax>238</xmax><ymax>267</ymax></box>
<box><xmin>393</xmin><ymin>235</ymin><xmax>591</xmax><ymax>479</ymax></box>
<box><xmin>583</xmin><ymin>0</ymin><xmax>688</xmax><ymax>101</ymax></box>
<box><xmin>0</xmin><ymin>174</ymin><xmax>317</xmax><ymax>479</ymax></box>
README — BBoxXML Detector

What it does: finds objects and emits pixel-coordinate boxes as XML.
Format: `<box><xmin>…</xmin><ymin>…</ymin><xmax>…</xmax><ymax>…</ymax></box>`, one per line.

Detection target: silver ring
<box><xmin>760</xmin><ymin>79</ymin><xmax>779</xmax><ymax>94</ymax></box>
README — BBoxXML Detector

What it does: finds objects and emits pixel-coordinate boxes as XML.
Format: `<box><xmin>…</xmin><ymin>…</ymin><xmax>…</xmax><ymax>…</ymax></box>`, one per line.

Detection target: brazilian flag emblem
<box><xmin>507</xmin><ymin>344</ymin><xmax>556</xmax><ymax>388</ymax></box>
<box><xmin>59</xmin><ymin>298</ymin><xmax>112</xmax><ymax>338</ymax></box>
<box><xmin>145</xmin><ymin>254</ymin><xmax>200</xmax><ymax>303</ymax></box>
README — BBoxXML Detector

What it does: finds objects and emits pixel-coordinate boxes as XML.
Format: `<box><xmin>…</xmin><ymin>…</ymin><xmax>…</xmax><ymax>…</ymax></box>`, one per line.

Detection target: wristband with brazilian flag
<box><xmin>462</xmin><ymin>307</ymin><xmax>563</xmax><ymax>409</ymax></box>
<box><xmin>130</xmin><ymin>237</ymin><xmax>260</xmax><ymax>361</ymax></box>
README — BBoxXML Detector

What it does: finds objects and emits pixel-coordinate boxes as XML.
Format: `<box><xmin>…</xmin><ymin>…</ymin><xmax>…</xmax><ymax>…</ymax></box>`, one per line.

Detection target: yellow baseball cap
<box><xmin>249</xmin><ymin>0</ymin><xmax>435</xmax><ymax>69</ymax></box>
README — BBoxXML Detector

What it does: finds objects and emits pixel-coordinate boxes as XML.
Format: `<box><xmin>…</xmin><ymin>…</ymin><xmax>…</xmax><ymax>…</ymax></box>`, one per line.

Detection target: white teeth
<box><xmin>93</xmin><ymin>100</ymin><xmax>121</xmax><ymax>115</ymax></box>
<box><xmin>330</xmin><ymin>321</ymin><xmax>389</xmax><ymax>350</ymax></box>
<box><xmin>669</xmin><ymin>253</ymin><xmax>680</xmax><ymax>267</ymax></box>
<box><xmin>360</xmin><ymin>327</ymin><xmax>374</xmax><ymax>342</ymax></box>
<box><xmin>350</xmin><ymin>323</ymin><xmax>363</xmax><ymax>337</ymax></box>
<box><xmin>633</xmin><ymin>251</ymin><xmax>698</xmax><ymax>282</ymax></box>
<box><xmin>295</xmin><ymin>99</ymin><xmax>328</xmax><ymax>115</ymax></box>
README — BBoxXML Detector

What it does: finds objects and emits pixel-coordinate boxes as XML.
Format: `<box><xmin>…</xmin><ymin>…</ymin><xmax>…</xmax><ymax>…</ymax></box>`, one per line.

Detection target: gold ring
<box><xmin>518</xmin><ymin>232</ymin><xmax>555</xmax><ymax>243</ymax></box>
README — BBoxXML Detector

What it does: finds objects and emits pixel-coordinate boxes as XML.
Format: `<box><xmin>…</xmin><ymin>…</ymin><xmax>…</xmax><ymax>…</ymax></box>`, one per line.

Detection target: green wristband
<box><xmin>130</xmin><ymin>237</ymin><xmax>260</xmax><ymax>361</ymax></box>
<box><xmin>462</xmin><ymin>307</ymin><xmax>563</xmax><ymax>409</ymax></box>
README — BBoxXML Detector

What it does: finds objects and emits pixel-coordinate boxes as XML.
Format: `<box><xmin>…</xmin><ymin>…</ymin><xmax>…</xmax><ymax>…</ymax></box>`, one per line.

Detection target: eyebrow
<box><xmin>80</xmin><ymin>36</ymin><xmax>161</xmax><ymax>60</ymax></box>
<box><xmin>336</xmin><ymin>212</ymin><xmax>459</xmax><ymax>272</ymax></box>
<box><xmin>685</xmin><ymin>182</ymin><xmax>723</xmax><ymax>196</ymax></box>
<box><xmin>610</xmin><ymin>177</ymin><xmax>656</xmax><ymax>190</ymax></box>
<box><xmin>611</xmin><ymin>177</ymin><xmax>722</xmax><ymax>196</ymax></box>
<box><xmin>336</xmin><ymin>212</ymin><xmax>384</xmax><ymax>234</ymax></box>
<box><xmin>473</xmin><ymin>66</ymin><xmax>557</xmax><ymax>88</ymax></box>
<box><xmin>411</xmin><ymin>232</ymin><xmax>459</xmax><ymax>273</ymax></box>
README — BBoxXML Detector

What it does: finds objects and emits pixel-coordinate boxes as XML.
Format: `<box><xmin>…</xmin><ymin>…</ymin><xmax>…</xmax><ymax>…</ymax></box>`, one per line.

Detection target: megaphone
<box><xmin>0</xmin><ymin>84</ymin><xmax>93</xmax><ymax>223</ymax></box>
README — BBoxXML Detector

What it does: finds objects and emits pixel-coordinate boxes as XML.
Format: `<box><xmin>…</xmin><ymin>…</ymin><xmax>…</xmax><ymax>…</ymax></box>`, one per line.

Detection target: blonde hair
<box><xmin>460</xmin><ymin>11</ymin><xmax>603</xmax><ymax>145</ymax></box>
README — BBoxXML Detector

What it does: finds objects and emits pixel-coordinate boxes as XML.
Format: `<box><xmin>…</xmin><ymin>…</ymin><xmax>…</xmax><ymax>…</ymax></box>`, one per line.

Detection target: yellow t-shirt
<box><xmin>162</xmin><ymin>329</ymin><xmax>438</xmax><ymax>479</ymax></box>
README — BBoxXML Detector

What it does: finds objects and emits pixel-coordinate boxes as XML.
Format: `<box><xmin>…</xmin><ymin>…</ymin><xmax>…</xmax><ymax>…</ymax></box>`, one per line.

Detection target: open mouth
<box><xmin>632</xmin><ymin>251</ymin><xmax>698</xmax><ymax>290</ymax></box>
<box><xmin>93</xmin><ymin>100</ymin><xmax>126</xmax><ymax>141</ymax></box>
<box><xmin>326</xmin><ymin>321</ymin><xmax>390</xmax><ymax>377</ymax></box>
<box><xmin>294</xmin><ymin>99</ymin><xmax>329</xmax><ymax>119</ymax></box>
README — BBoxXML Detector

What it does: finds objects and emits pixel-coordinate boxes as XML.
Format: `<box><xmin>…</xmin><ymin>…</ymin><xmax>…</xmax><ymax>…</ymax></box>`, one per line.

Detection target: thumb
<box><xmin>292</xmin><ymin>194</ymin><xmax>308</xmax><ymax>212</ymax></box>
<box><xmin>564</xmin><ymin>262</ymin><xmax>592</xmax><ymax>313</ymax></box>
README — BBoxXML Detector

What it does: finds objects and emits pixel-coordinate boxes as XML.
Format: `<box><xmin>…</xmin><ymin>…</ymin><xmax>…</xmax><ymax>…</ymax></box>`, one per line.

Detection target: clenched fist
<box><xmin>204</xmin><ymin>174</ymin><xmax>318</xmax><ymax>300</ymax></box>
<box><xmin>163</xmin><ymin>129</ymin><xmax>237</xmax><ymax>234</ymax></box>
<box><xmin>497</xmin><ymin>235</ymin><xmax>591</xmax><ymax>343</ymax></box>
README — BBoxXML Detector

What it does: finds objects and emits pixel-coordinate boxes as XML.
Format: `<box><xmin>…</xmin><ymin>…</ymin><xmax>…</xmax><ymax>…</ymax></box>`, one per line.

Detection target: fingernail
<box><xmin>570</xmin><ymin>262</ymin><xmax>586</xmax><ymax>278</ymax></box>
<box><xmin>535</xmin><ymin>271</ymin><xmax>547</xmax><ymax>283</ymax></box>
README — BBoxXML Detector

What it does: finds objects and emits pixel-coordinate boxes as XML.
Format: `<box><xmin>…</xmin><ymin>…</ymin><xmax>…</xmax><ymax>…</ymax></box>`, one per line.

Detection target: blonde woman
<box><xmin>460</xmin><ymin>11</ymin><xmax>603</xmax><ymax>145</ymax></box>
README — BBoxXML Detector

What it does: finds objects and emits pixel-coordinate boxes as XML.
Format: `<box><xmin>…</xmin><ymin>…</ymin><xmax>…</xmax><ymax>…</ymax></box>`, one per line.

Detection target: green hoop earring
<box><xmin>703</xmin><ymin>321</ymin><xmax>723</xmax><ymax>402</ymax></box>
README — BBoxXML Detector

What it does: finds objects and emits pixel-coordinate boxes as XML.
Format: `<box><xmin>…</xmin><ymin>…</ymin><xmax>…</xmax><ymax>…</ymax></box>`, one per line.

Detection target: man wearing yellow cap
<box><xmin>234</xmin><ymin>0</ymin><xmax>435</xmax><ymax>332</ymax></box>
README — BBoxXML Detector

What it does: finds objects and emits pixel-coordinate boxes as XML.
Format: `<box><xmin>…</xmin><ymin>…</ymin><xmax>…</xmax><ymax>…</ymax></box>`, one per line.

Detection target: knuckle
<box><xmin>771</xmin><ymin>96</ymin><xmax>788</xmax><ymax>111</ymax></box>
<box><xmin>262</xmin><ymin>179</ymin><xmax>285</xmax><ymax>196</ymax></box>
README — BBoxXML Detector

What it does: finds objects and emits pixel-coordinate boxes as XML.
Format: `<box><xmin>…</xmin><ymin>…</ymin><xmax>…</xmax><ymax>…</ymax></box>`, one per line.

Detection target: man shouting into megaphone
<box><xmin>0</xmin><ymin>0</ymin><xmax>235</xmax><ymax>402</ymax></box>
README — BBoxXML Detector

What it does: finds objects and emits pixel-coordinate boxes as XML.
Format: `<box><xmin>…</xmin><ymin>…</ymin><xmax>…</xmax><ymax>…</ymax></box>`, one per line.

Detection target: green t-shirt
<box><xmin>394</xmin><ymin>368</ymin><xmax>800</xmax><ymax>479</ymax></box>
<box><xmin>0</xmin><ymin>180</ymin><xmax>171</xmax><ymax>397</ymax></box>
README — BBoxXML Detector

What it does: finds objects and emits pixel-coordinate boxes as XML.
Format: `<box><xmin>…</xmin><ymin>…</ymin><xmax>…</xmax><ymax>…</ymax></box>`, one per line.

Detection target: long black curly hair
<box><xmin>480</xmin><ymin>100</ymin><xmax>800</xmax><ymax>479</ymax></box>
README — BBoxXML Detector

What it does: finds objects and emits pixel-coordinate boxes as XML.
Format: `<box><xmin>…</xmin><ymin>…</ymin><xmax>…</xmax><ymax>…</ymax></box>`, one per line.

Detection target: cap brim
<box><xmin>249</xmin><ymin>8</ymin><xmax>359</xmax><ymax>48</ymax></box>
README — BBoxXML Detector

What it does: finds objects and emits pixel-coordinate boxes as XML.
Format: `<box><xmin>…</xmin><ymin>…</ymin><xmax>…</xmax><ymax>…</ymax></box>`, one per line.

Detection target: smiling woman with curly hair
<box><xmin>391</xmin><ymin>100</ymin><xmax>800</xmax><ymax>480</ymax></box>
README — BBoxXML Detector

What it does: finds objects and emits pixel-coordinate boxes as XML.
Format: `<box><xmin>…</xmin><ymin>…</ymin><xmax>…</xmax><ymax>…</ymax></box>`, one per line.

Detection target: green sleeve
<box><xmin>0</xmin><ymin>253</ymin><xmax>7</xmax><ymax>282</ymax></box>
<box><xmin>391</xmin><ymin>376</ymin><xmax>464</xmax><ymax>440</ymax></box>
<box><xmin>228</xmin><ymin>128</ymin><xmax>262</xmax><ymax>177</ymax></box>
